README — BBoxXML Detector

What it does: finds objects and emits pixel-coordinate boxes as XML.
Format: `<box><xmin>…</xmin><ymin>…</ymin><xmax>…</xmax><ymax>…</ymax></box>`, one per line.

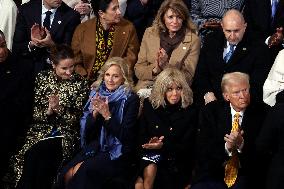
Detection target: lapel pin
<box><xmin>58</xmin><ymin>21</ymin><xmax>61</xmax><ymax>24</ymax></box>
<box><xmin>243</xmin><ymin>47</ymin><xmax>246</xmax><ymax>51</ymax></box>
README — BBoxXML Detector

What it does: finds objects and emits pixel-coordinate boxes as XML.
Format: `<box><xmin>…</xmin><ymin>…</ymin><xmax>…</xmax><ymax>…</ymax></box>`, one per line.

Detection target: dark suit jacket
<box><xmin>12</xmin><ymin>0</ymin><xmax>80</xmax><ymax>73</ymax></box>
<box><xmin>193</xmin><ymin>101</ymin><xmax>268</xmax><ymax>189</ymax></box>
<box><xmin>193</xmin><ymin>29</ymin><xmax>271</xmax><ymax>105</ymax></box>
<box><xmin>244</xmin><ymin>0</ymin><xmax>284</xmax><ymax>59</ymax></box>
<box><xmin>256</xmin><ymin>90</ymin><xmax>284</xmax><ymax>189</ymax></box>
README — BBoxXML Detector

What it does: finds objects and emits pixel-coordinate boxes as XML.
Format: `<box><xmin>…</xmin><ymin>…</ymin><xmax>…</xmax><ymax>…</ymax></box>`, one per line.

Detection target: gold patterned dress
<box><xmin>5</xmin><ymin>70</ymin><xmax>89</xmax><ymax>186</ymax></box>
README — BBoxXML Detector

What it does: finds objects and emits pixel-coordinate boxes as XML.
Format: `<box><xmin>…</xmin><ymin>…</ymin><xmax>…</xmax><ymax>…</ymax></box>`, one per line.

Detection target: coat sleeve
<box><xmin>134</xmin><ymin>28</ymin><xmax>157</xmax><ymax>81</ymax></box>
<box><xmin>180</xmin><ymin>33</ymin><xmax>201</xmax><ymax>86</ymax></box>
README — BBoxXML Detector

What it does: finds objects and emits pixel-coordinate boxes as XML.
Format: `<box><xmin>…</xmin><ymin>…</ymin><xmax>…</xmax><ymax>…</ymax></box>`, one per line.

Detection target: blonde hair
<box><xmin>92</xmin><ymin>57</ymin><xmax>133</xmax><ymax>91</ymax></box>
<box><xmin>152</xmin><ymin>0</ymin><xmax>197</xmax><ymax>34</ymax></box>
<box><xmin>149</xmin><ymin>68</ymin><xmax>193</xmax><ymax>109</ymax></box>
<box><xmin>221</xmin><ymin>72</ymin><xmax>250</xmax><ymax>93</ymax></box>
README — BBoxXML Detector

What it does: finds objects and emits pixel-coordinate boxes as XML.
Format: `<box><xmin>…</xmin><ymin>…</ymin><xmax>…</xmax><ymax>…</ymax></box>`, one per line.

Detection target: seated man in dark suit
<box><xmin>192</xmin><ymin>72</ymin><xmax>268</xmax><ymax>189</ymax></box>
<box><xmin>193</xmin><ymin>9</ymin><xmax>271</xmax><ymax>106</ymax></box>
<box><xmin>13</xmin><ymin>0</ymin><xmax>81</xmax><ymax>75</ymax></box>
<box><xmin>0</xmin><ymin>30</ymin><xmax>33</xmax><ymax>180</ymax></box>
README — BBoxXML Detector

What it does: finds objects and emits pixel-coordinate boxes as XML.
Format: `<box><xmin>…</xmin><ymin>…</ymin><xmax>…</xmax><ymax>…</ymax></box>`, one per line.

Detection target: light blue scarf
<box><xmin>80</xmin><ymin>82</ymin><xmax>129</xmax><ymax>160</ymax></box>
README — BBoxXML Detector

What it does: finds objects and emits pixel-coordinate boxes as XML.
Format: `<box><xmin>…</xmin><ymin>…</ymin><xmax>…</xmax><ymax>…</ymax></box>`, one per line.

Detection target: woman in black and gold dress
<box><xmin>3</xmin><ymin>44</ymin><xmax>89</xmax><ymax>189</ymax></box>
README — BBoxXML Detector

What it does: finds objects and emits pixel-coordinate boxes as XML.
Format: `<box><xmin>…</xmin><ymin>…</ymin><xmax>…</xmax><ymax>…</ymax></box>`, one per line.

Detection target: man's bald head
<box><xmin>221</xmin><ymin>9</ymin><xmax>247</xmax><ymax>45</ymax></box>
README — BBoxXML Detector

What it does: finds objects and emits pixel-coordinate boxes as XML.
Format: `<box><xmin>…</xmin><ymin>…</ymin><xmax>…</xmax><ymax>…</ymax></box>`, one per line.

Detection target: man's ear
<box><xmin>223</xmin><ymin>92</ymin><xmax>230</xmax><ymax>102</ymax></box>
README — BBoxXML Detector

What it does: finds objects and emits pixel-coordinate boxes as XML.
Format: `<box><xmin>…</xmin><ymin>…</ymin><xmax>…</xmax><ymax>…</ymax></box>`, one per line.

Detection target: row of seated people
<box><xmin>3</xmin><ymin>0</ymin><xmax>283</xmax><ymax>108</ymax></box>
<box><xmin>3</xmin><ymin>0</ymin><xmax>283</xmax><ymax>52</ymax></box>
<box><xmin>1</xmin><ymin>33</ymin><xmax>284</xmax><ymax>189</ymax></box>
<box><xmin>0</xmin><ymin>0</ymin><xmax>284</xmax><ymax>188</ymax></box>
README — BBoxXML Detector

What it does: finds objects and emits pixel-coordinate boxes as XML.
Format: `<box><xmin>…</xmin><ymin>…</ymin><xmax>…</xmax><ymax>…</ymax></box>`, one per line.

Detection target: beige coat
<box><xmin>72</xmin><ymin>17</ymin><xmax>139</xmax><ymax>78</ymax></box>
<box><xmin>134</xmin><ymin>26</ymin><xmax>201</xmax><ymax>90</ymax></box>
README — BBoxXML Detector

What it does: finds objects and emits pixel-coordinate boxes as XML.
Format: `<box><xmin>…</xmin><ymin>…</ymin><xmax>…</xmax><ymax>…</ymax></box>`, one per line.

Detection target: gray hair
<box><xmin>149</xmin><ymin>68</ymin><xmax>193</xmax><ymax>109</ymax></box>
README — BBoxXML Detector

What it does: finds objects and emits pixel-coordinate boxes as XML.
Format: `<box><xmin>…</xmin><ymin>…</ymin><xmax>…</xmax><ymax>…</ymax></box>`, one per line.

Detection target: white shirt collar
<box><xmin>271</xmin><ymin>0</ymin><xmax>279</xmax><ymax>5</ymax></box>
<box><xmin>42</xmin><ymin>0</ymin><xmax>57</xmax><ymax>15</ymax></box>
<box><xmin>230</xmin><ymin>104</ymin><xmax>245</xmax><ymax>125</ymax></box>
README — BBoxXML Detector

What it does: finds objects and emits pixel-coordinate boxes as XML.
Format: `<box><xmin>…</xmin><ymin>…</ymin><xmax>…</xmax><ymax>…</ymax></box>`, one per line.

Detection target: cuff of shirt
<box><xmin>225</xmin><ymin>143</ymin><xmax>233</xmax><ymax>156</ymax></box>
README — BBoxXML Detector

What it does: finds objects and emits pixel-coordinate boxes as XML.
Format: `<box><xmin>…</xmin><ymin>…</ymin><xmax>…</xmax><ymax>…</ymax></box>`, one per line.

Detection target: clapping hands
<box><xmin>30</xmin><ymin>23</ymin><xmax>55</xmax><ymax>48</ymax></box>
<box><xmin>268</xmin><ymin>27</ymin><xmax>283</xmax><ymax>48</ymax></box>
<box><xmin>142</xmin><ymin>136</ymin><xmax>165</xmax><ymax>150</ymax></box>
<box><xmin>224</xmin><ymin>130</ymin><xmax>244</xmax><ymax>152</ymax></box>
<box><xmin>46</xmin><ymin>93</ymin><xmax>60</xmax><ymax>115</ymax></box>
<box><xmin>74</xmin><ymin>1</ymin><xmax>91</xmax><ymax>15</ymax></box>
<box><xmin>90</xmin><ymin>94</ymin><xmax>111</xmax><ymax>120</ymax></box>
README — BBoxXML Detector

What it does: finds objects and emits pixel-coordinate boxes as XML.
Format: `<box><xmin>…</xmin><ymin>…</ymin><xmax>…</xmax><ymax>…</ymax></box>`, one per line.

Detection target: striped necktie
<box><xmin>224</xmin><ymin>44</ymin><xmax>235</xmax><ymax>63</ymax></box>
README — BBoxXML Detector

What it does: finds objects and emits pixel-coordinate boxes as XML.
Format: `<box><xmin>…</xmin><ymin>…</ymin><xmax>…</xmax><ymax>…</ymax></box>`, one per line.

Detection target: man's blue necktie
<box><xmin>271</xmin><ymin>0</ymin><xmax>278</xmax><ymax>20</ymax></box>
<box><xmin>224</xmin><ymin>45</ymin><xmax>235</xmax><ymax>63</ymax></box>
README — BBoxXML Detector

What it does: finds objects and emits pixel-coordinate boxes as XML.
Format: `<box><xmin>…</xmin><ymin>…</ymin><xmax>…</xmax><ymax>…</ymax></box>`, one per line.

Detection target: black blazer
<box><xmin>138</xmin><ymin>99</ymin><xmax>198</xmax><ymax>186</ymax></box>
<box><xmin>194</xmin><ymin>101</ymin><xmax>268</xmax><ymax>188</ymax></box>
<box><xmin>12</xmin><ymin>0</ymin><xmax>80</xmax><ymax>73</ymax></box>
<box><xmin>193</xmin><ymin>30</ymin><xmax>271</xmax><ymax>105</ymax></box>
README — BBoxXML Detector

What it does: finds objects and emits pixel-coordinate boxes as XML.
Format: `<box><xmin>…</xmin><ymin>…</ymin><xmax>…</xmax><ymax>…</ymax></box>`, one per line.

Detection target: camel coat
<box><xmin>72</xmin><ymin>17</ymin><xmax>139</xmax><ymax>79</ymax></box>
<box><xmin>134</xmin><ymin>26</ymin><xmax>201</xmax><ymax>90</ymax></box>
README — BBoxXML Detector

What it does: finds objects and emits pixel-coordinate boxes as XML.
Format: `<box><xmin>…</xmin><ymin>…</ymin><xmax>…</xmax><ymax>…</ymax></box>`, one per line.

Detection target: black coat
<box><xmin>256</xmin><ymin>90</ymin><xmax>284</xmax><ymax>189</ymax></box>
<box><xmin>194</xmin><ymin>101</ymin><xmax>268</xmax><ymax>189</ymax></box>
<box><xmin>193</xmin><ymin>30</ymin><xmax>271</xmax><ymax>105</ymax></box>
<box><xmin>138</xmin><ymin>99</ymin><xmax>198</xmax><ymax>188</ymax></box>
<box><xmin>12</xmin><ymin>0</ymin><xmax>80</xmax><ymax>74</ymax></box>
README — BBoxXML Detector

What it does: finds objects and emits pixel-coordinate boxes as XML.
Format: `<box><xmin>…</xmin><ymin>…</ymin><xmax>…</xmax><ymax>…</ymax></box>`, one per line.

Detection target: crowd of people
<box><xmin>0</xmin><ymin>0</ymin><xmax>284</xmax><ymax>189</ymax></box>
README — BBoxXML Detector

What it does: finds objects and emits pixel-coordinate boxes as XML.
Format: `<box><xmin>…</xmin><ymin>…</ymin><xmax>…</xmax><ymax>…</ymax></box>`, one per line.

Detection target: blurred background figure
<box><xmin>72</xmin><ymin>0</ymin><xmax>139</xmax><ymax>82</ymax></box>
<box><xmin>2</xmin><ymin>44</ymin><xmax>88</xmax><ymax>189</ymax></box>
<box><xmin>134</xmin><ymin>0</ymin><xmax>200</xmax><ymax>98</ymax></box>
<box><xmin>63</xmin><ymin>0</ymin><xmax>95</xmax><ymax>22</ymax></box>
<box><xmin>135</xmin><ymin>68</ymin><xmax>198</xmax><ymax>189</ymax></box>
<box><xmin>0</xmin><ymin>0</ymin><xmax>17</xmax><ymax>50</ymax></box>
<box><xmin>55</xmin><ymin>57</ymin><xmax>139</xmax><ymax>189</ymax></box>
<box><xmin>244</xmin><ymin>0</ymin><xmax>284</xmax><ymax>62</ymax></box>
